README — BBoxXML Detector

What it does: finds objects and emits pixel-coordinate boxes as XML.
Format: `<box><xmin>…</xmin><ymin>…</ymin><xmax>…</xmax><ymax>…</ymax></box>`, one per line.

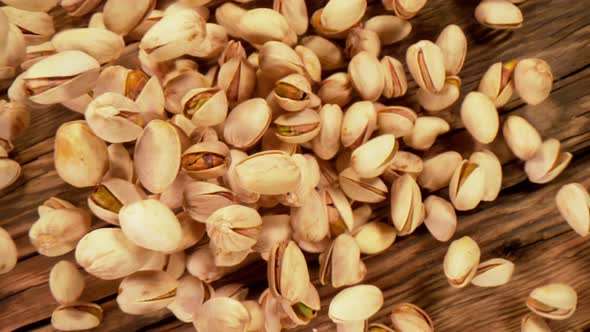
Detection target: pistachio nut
<box><xmin>224</xmin><ymin>98</ymin><xmax>272</xmax><ymax>149</ymax></box>
<box><xmin>75</xmin><ymin>228</ymin><xmax>151</xmax><ymax>280</ymax></box>
<box><xmin>49</xmin><ymin>260</ymin><xmax>85</xmax><ymax>304</ymax></box>
<box><xmin>383</xmin><ymin>150</ymin><xmax>424</xmax><ymax>183</ymax></box>
<box><xmin>352</xmin><ymin>221</ymin><xmax>396</xmax><ymax>255</ymax></box>
<box><xmin>135</xmin><ymin>120</ymin><xmax>186</xmax><ymax>193</ymax></box>
<box><xmin>2</xmin><ymin>0</ymin><xmax>60</xmax><ymax>12</ymax></box>
<box><xmin>350</xmin><ymin>134</ymin><xmax>397</xmax><ymax>178</ymax></box>
<box><xmin>61</xmin><ymin>0</ymin><xmax>103</xmax><ymax>17</ymax></box>
<box><xmin>214</xmin><ymin>2</ymin><xmax>246</xmax><ymax>38</ymax></box>
<box><xmin>365</xmin><ymin>15</ymin><xmax>412</xmax><ymax>46</ymax></box>
<box><xmin>52</xmin><ymin>28</ymin><xmax>125</xmax><ymax>65</ymax></box>
<box><xmin>235</xmin><ymin>150</ymin><xmax>301</xmax><ymax>195</ymax></box>
<box><xmin>310</xmin><ymin>104</ymin><xmax>342</xmax><ymax>160</ymax></box>
<box><xmin>390</xmin><ymin>174</ymin><xmax>424</xmax><ymax>236</ymax></box>
<box><xmin>341</xmin><ymin>101</ymin><xmax>378</xmax><ymax>149</ymax></box>
<box><xmin>274</xmin><ymin>0</ymin><xmax>308</xmax><ymax>36</ymax></box>
<box><xmin>181</xmin><ymin>141</ymin><xmax>230</xmax><ymax>180</ymax></box>
<box><xmin>345</xmin><ymin>27</ymin><xmax>381</xmax><ymax>58</ymax></box>
<box><xmin>352</xmin><ymin>205</ymin><xmax>373</xmax><ymax>231</ymax></box>
<box><xmin>253</xmin><ymin>214</ymin><xmax>292</xmax><ymax>261</ymax></box>
<box><xmin>37</xmin><ymin>196</ymin><xmax>76</xmax><ymax>216</ymax></box>
<box><xmin>318</xmin><ymin>0</ymin><xmax>367</xmax><ymax>33</ymax></box>
<box><xmin>218</xmin><ymin>40</ymin><xmax>247</xmax><ymax>65</ymax></box>
<box><xmin>85</xmin><ymin>93</ymin><xmax>143</xmax><ymax>143</ymax></box>
<box><xmin>0</xmin><ymin>6</ymin><xmax>54</xmax><ymax>45</ymax></box>
<box><xmin>0</xmin><ymin>226</ymin><xmax>17</xmax><ymax>274</ymax></box>
<box><xmin>329</xmin><ymin>284</ymin><xmax>383</xmax><ymax>323</ymax></box>
<box><xmin>163</xmin><ymin>68</ymin><xmax>209</xmax><ymax>114</ymax></box>
<box><xmin>87</xmin><ymin>11</ymin><xmax>107</xmax><ymax>29</ymax></box>
<box><xmin>503</xmin><ymin>115</ymin><xmax>542</xmax><ymax>161</ymax></box>
<box><xmin>418</xmin><ymin>151</ymin><xmax>462</xmax><ymax>191</ymax></box>
<box><xmin>318</xmin><ymin>72</ymin><xmax>353</xmax><ymax>107</ymax></box>
<box><xmin>527</xmin><ymin>283</ymin><xmax>577</xmax><ymax>320</ymax></box>
<box><xmin>238</xmin><ymin>8</ymin><xmax>295</xmax><ymax>46</ymax></box>
<box><xmin>478</xmin><ymin>60</ymin><xmax>517</xmax><ymax>108</ymax></box>
<box><xmin>449</xmin><ymin>160</ymin><xmax>486</xmax><ymax>211</ymax></box>
<box><xmin>21</xmin><ymin>41</ymin><xmax>56</xmax><ymax>70</ymax></box>
<box><xmin>475</xmin><ymin>0</ymin><xmax>523</xmax><ymax>29</ymax></box>
<box><xmin>51</xmin><ymin>302</ymin><xmax>103</xmax><ymax>331</ymax></box>
<box><xmin>339</xmin><ymin>167</ymin><xmax>388</xmax><ymax>203</ymax></box>
<box><xmin>183</xmin><ymin>181</ymin><xmax>235</xmax><ymax>222</ymax></box>
<box><xmin>469</xmin><ymin>149</ymin><xmax>502</xmax><ymax>202</ymax></box>
<box><xmin>556</xmin><ymin>183</ymin><xmax>590</xmax><ymax>237</ymax></box>
<box><xmin>168</xmin><ymin>275</ymin><xmax>214</xmax><ymax>322</ymax></box>
<box><xmin>471</xmin><ymin>258</ymin><xmax>515</xmax><ymax>287</ymax></box>
<box><xmin>186</xmin><ymin>246</ymin><xmax>227</xmax><ymax>283</ymax></box>
<box><xmin>206</xmin><ymin>205</ymin><xmax>262</xmax><ymax>253</ymax></box>
<box><xmin>514</xmin><ymin>58</ymin><xmax>553</xmax><ymax>106</ymax></box>
<box><xmin>423</xmin><ymin>195</ymin><xmax>457</xmax><ymax>242</ymax></box>
<box><xmin>277</xmin><ymin>282</ymin><xmax>320</xmax><ymax>326</ymax></box>
<box><xmin>290</xmin><ymin>189</ymin><xmax>330</xmax><ymax>242</ymax></box>
<box><xmin>189</xmin><ymin>23</ymin><xmax>228</xmax><ymax>59</ymax></box>
<box><xmin>377</xmin><ymin>106</ymin><xmax>416</xmax><ymax>138</ymax></box>
<box><xmin>349</xmin><ymin>51</ymin><xmax>385</xmax><ymax>101</ymax></box>
<box><xmin>435</xmin><ymin>24</ymin><xmax>467</xmax><ymax>75</ymax></box>
<box><xmin>524</xmin><ymin>138</ymin><xmax>572</xmax><ymax>184</ymax></box>
<box><xmin>300</xmin><ymin>35</ymin><xmax>345</xmax><ymax>71</ymax></box>
<box><xmin>243</xmin><ymin>300</ymin><xmax>265</xmax><ymax>332</ymax></box>
<box><xmin>217</xmin><ymin>56</ymin><xmax>256</xmax><ymax>106</ymax></box>
<box><xmin>403</xmin><ymin>116</ymin><xmax>450</xmax><ymax>151</ymax></box>
<box><xmin>461</xmin><ymin>91</ymin><xmax>499</xmax><ymax>144</ymax></box>
<box><xmin>93</xmin><ymin>66</ymin><xmax>146</xmax><ymax>101</ymax></box>
<box><xmin>521</xmin><ymin>314</ymin><xmax>552</xmax><ymax>332</ymax></box>
<box><xmin>23</xmin><ymin>50</ymin><xmax>100</xmax><ymax>104</ymax></box>
<box><xmin>278</xmin><ymin>153</ymin><xmax>319</xmax><ymax>207</ymax></box>
<box><xmin>325</xmin><ymin>186</ymin><xmax>354</xmax><ymax>236</ymax></box>
<box><xmin>295</xmin><ymin>45</ymin><xmax>321</xmax><ymax>83</ymax></box>
<box><xmin>443</xmin><ymin>236</ymin><xmax>481</xmax><ymax>288</ymax></box>
<box><xmin>273</xmin><ymin>73</ymin><xmax>312</xmax><ymax>112</ymax></box>
<box><xmin>319</xmin><ymin>233</ymin><xmax>367</xmax><ymax>288</ymax></box>
<box><xmin>223</xmin><ymin>149</ymin><xmax>260</xmax><ymax>204</ymax></box>
<box><xmin>262</xmin><ymin>128</ymin><xmax>298</xmax><ymax>155</ymax></box>
<box><xmin>417</xmin><ymin>76</ymin><xmax>461</xmax><ymax>112</ymax></box>
<box><xmin>117</xmin><ymin>270</ymin><xmax>178</xmax><ymax>315</ymax></box>
<box><xmin>274</xmin><ymin>108</ymin><xmax>321</xmax><ymax>144</ymax></box>
<box><xmin>268</xmin><ymin>240</ymin><xmax>311</xmax><ymax>303</ymax></box>
<box><xmin>390</xmin><ymin>303</ymin><xmax>434</xmax><ymax>332</ymax></box>
<box><xmin>258</xmin><ymin>41</ymin><xmax>304</xmax><ymax>81</ymax></box>
<box><xmin>140</xmin><ymin>251</ymin><xmax>186</xmax><ymax>278</ymax></box>
<box><xmin>193</xmin><ymin>297</ymin><xmax>251</xmax><ymax>332</ymax></box>
<box><xmin>103</xmin><ymin>0</ymin><xmax>156</xmax><ymax>36</ymax></box>
<box><xmin>406</xmin><ymin>40</ymin><xmax>446</xmax><ymax>93</ymax></box>
<box><xmin>87</xmin><ymin>178</ymin><xmax>145</xmax><ymax>225</ymax></box>
<box><xmin>103</xmin><ymin>143</ymin><xmax>134</xmax><ymax>182</ymax></box>
<box><xmin>381</xmin><ymin>56</ymin><xmax>409</xmax><ymax>99</ymax></box>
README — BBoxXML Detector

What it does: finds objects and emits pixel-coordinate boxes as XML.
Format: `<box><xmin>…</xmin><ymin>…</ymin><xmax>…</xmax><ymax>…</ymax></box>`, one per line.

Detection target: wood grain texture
<box><xmin>1</xmin><ymin>0</ymin><xmax>590</xmax><ymax>331</ymax></box>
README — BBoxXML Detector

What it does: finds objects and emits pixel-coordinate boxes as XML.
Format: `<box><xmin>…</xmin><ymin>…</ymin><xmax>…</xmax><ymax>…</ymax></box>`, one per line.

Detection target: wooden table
<box><xmin>1</xmin><ymin>0</ymin><xmax>590</xmax><ymax>331</ymax></box>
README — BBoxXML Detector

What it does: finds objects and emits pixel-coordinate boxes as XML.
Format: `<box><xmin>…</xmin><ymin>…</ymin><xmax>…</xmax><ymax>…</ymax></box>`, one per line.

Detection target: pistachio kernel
<box><xmin>276</xmin><ymin>123</ymin><xmax>320</xmax><ymax>137</ymax></box>
<box><xmin>184</xmin><ymin>93</ymin><xmax>214</xmax><ymax>117</ymax></box>
<box><xmin>181</xmin><ymin>153</ymin><xmax>226</xmax><ymax>172</ymax></box>
<box><xmin>125</xmin><ymin>70</ymin><xmax>149</xmax><ymax>101</ymax></box>
<box><xmin>500</xmin><ymin>60</ymin><xmax>518</xmax><ymax>91</ymax></box>
<box><xmin>275</xmin><ymin>82</ymin><xmax>306</xmax><ymax>100</ymax></box>
<box><xmin>90</xmin><ymin>185</ymin><xmax>123</xmax><ymax>213</ymax></box>
<box><xmin>293</xmin><ymin>302</ymin><xmax>318</xmax><ymax>321</ymax></box>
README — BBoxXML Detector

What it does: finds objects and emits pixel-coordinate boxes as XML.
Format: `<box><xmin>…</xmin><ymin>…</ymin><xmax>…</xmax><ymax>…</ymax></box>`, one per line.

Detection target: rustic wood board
<box><xmin>1</xmin><ymin>0</ymin><xmax>590</xmax><ymax>331</ymax></box>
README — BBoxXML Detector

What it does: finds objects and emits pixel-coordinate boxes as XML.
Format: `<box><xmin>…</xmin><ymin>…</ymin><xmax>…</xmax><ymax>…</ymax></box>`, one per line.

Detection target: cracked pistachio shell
<box><xmin>377</xmin><ymin>106</ymin><xmax>416</xmax><ymax>137</ymax></box>
<box><xmin>75</xmin><ymin>228</ymin><xmax>150</xmax><ymax>280</ymax></box>
<box><xmin>274</xmin><ymin>108</ymin><xmax>321</xmax><ymax>144</ymax></box>
<box><xmin>193</xmin><ymin>297</ymin><xmax>251</xmax><ymax>332</ymax></box>
<box><xmin>235</xmin><ymin>150</ymin><xmax>301</xmax><ymax>195</ymax></box>
<box><xmin>527</xmin><ymin>283</ymin><xmax>577</xmax><ymax>320</ymax></box>
<box><xmin>253</xmin><ymin>214</ymin><xmax>292</xmax><ymax>261</ymax></box>
<box><xmin>61</xmin><ymin>0</ymin><xmax>103</xmax><ymax>17</ymax></box>
<box><xmin>312</xmin><ymin>104</ymin><xmax>343</xmax><ymax>160</ymax></box>
<box><xmin>469</xmin><ymin>149</ymin><xmax>502</xmax><ymax>202</ymax></box>
<box><xmin>424</xmin><ymin>195</ymin><xmax>456</xmax><ymax>242</ymax></box>
<box><xmin>52</xmin><ymin>28</ymin><xmax>125</xmax><ymax>65</ymax></box>
<box><xmin>521</xmin><ymin>314</ymin><xmax>552</xmax><ymax>332</ymax></box>
<box><xmin>224</xmin><ymin>98</ymin><xmax>271</xmax><ymax>149</ymax></box>
<box><xmin>403</xmin><ymin>116</ymin><xmax>450</xmax><ymax>151</ymax></box>
<box><xmin>218</xmin><ymin>40</ymin><xmax>246</xmax><ymax>65</ymax></box>
<box><xmin>273</xmin><ymin>73</ymin><xmax>312</xmax><ymax>112</ymax></box>
<box><xmin>353</xmin><ymin>221</ymin><xmax>396</xmax><ymax>255</ymax></box>
<box><xmin>49</xmin><ymin>260</ymin><xmax>85</xmax><ymax>304</ymax></box>
<box><xmin>461</xmin><ymin>91</ymin><xmax>499</xmax><ymax>144</ymax></box>
<box><xmin>103</xmin><ymin>0</ymin><xmax>156</xmax><ymax>35</ymax></box>
<box><xmin>417</xmin><ymin>76</ymin><xmax>461</xmax><ymax>112</ymax></box>
<box><xmin>218</xmin><ymin>56</ymin><xmax>256</xmax><ymax>106</ymax></box>
<box><xmin>135</xmin><ymin>120</ymin><xmax>185</xmax><ymax>193</ymax></box>
<box><xmin>475</xmin><ymin>0</ymin><xmax>523</xmax><ymax>30</ymax></box>
<box><xmin>85</xmin><ymin>93</ymin><xmax>143</xmax><ymax>143</ymax></box>
<box><xmin>381</xmin><ymin>56</ymin><xmax>409</xmax><ymax>99</ymax></box>
<box><xmin>163</xmin><ymin>69</ymin><xmax>209</xmax><ymax>114</ymax></box>
<box><xmin>120</xmin><ymin>199</ymin><xmax>183</xmax><ymax>252</ymax></box>
<box><xmin>136</xmin><ymin>76</ymin><xmax>166</xmax><ymax>123</ymax></box>
<box><xmin>183</xmin><ymin>181</ymin><xmax>236</xmax><ymax>222</ymax></box>
<box><xmin>390</xmin><ymin>174</ymin><xmax>424</xmax><ymax>236</ymax></box>
<box><xmin>320</xmin><ymin>0</ymin><xmax>366</xmax><ymax>33</ymax></box>
<box><xmin>274</xmin><ymin>0</ymin><xmax>308</xmax><ymax>36</ymax></box>
<box><xmin>406</xmin><ymin>40</ymin><xmax>445</xmax><ymax>93</ymax></box>
<box><xmin>295</xmin><ymin>45</ymin><xmax>321</xmax><ymax>83</ymax></box>
<box><xmin>443</xmin><ymin>236</ymin><xmax>481</xmax><ymax>288</ymax></box>
<box><xmin>88</xmin><ymin>178</ymin><xmax>146</xmax><ymax>226</ymax></box>
<box><xmin>23</xmin><ymin>50</ymin><xmax>100</xmax><ymax>105</ymax></box>
<box><xmin>51</xmin><ymin>302</ymin><xmax>103</xmax><ymax>331</ymax></box>
<box><xmin>524</xmin><ymin>139</ymin><xmax>572</xmax><ymax>184</ymax></box>
<box><xmin>291</xmin><ymin>189</ymin><xmax>329</xmax><ymax>242</ymax></box>
<box><xmin>186</xmin><ymin>246</ymin><xmax>227</xmax><ymax>283</ymax></box>
<box><xmin>318</xmin><ymin>72</ymin><xmax>352</xmax><ymax>107</ymax></box>
<box><xmin>319</xmin><ymin>233</ymin><xmax>367</xmax><ymax>288</ymax></box>
<box><xmin>2</xmin><ymin>0</ymin><xmax>59</xmax><ymax>12</ymax></box>
<box><xmin>1</xmin><ymin>6</ymin><xmax>54</xmax><ymax>45</ymax></box>
<box><xmin>0</xmin><ymin>156</ymin><xmax>20</xmax><ymax>190</ymax></box>
<box><xmin>351</xmin><ymin>134</ymin><xmax>397</xmax><ymax>178</ymax></box>
<box><xmin>471</xmin><ymin>258</ymin><xmax>515</xmax><ymax>287</ymax></box>
<box><xmin>341</xmin><ymin>101</ymin><xmax>377</xmax><ymax>149</ymax></box>
<box><xmin>104</xmin><ymin>143</ymin><xmax>133</xmax><ymax>182</ymax></box>
<box><xmin>21</xmin><ymin>41</ymin><xmax>56</xmax><ymax>70</ymax></box>
<box><xmin>279</xmin><ymin>281</ymin><xmax>320</xmax><ymax>326</ymax></box>
<box><xmin>390</xmin><ymin>303</ymin><xmax>434</xmax><ymax>332</ymax></box>
<box><xmin>449</xmin><ymin>160</ymin><xmax>486</xmax><ymax>211</ymax></box>
<box><xmin>339</xmin><ymin>167</ymin><xmax>388</xmax><ymax>203</ymax></box>
<box><xmin>268</xmin><ymin>240</ymin><xmax>311</xmax><ymax>303</ymax></box>
<box><xmin>0</xmin><ymin>226</ymin><xmax>17</xmax><ymax>274</ymax></box>
<box><xmin>181</xmin><ymin>141</ymin><xmax>230</xmax><ymax>180</ymax></box>
<box><xmin>258</xmin><ymin>41</ymin><xmax>304</xmax><ymax>81</ymax></box>
<box><xmin>329</xmin><ymin>285</ymin><xmax>383</xmax><ymax>322</ymax></box>
<box><xmin>514</xmin><ymin>58</ymin><xmax>553</xmax><ymax>106</ymax></box>
<box><xmin>384</xmin><ymin>150</ymin><xmax>424</xmax><ymax>183</ymax></box>
<box><xmin>300</xmin><ymin>35</ymin><xmax>345</xmax><ymax>71</ymax></box>
<box><xmin>365</xmin><ymin>15</ymin><xmax>412</xmax><ymax>46</ymax></box>
<box><xmin>168</xmin><ymin>275</ymin><xmax>214</xmax><ymax>322</ymax></box>
<box><xmin>345</xmin><ymin>27</ymin><xmax>381</xmax><ymax>58</ymax></box>
<box><xmin>556</xmin><ymin>183</ymin><xmax>590</xmax><ymax>236</ymax></box>
<box><xmin>238</xmin><ymin>8</ymin><xmax>294</xmax><ymax>46</ymax></box>
<box><xmin>206</xmin><ymin>205</ymin><xmax>262</xmax><ymax>252</ymax></box>
<box><xmin>418</xmin><ymin>151</ymin><xmax>462</xmax><ymax>191</ymax></box>
<box><xmin>181</xmin><ymin>87</ymin><xmax>228</xmax><ymax>127</ymax></box>
<box><xmin>93</xmin><ymin>66</ymin><xmax>140</xmax><ymax>99</ymax></box>
<box><xmin>54</xmin><ymin>121</ymin><xmax>108</xmax><ymax>188</ymax></box>
<box><xmin>223</xmin><ymin>149</ymin><xmax>260</xmax><ymax>204</ymax></box>
<box><xmin>503</xmin><ymin>115</ymin><xmax>542</xmax><ymax>161</ymax></box>
<box><xmin>436</xmin><ymin>24</ymin><xmax>467</xmax><ymax>75</ymax></box>
<box><xmin>117</xmin><ymin>270</ymin><xmax>178</xmax><ymax>315</ymax></box>
<box><xmin>349</xmin><ymin>51</ymin><xmax>384</xmax><ymax>102</ymax></box>
<box><xmin>478</xmin><ymin>60</ymin><xmax>517</xmax><ymax>108</ymax></box>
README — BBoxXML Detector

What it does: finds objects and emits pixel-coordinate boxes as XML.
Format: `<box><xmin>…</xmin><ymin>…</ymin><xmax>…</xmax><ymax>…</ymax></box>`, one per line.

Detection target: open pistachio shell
<box><xmin>317</xmin><ymin>72</ymin><xmax>352</xmax><ymax>106</ymax></box>
<box><xmin>235</xmin><ymin>150</ymin><xmax>301</xmax><ymax>195</ymax></box>
<box><xmin>181</xmin><ymin>141</ymin><xmax>230</xmax><ymax>180</ymax></box>
<box><xmin>443</xmin><ymin>236</ymin><xmax>481</xmax><ymax>288</ymax></box>
<box><xmin>274</xmin><ymin>0</ymin><xmax>308</xmax><ymax>36</ymax></box>
<box><xmin>351</xmin><ymin>134</ymin><xmax>397</xmax><ymax>178</ymax></box>
<box><xmin>183</xmin><ymin>181</ymin><xmax>235</xmax><ymax>222</ymax></box>
<box><xmin>390</xmin><ymin>174</ymin><xmax>424</xmax><ymax>236</ymax></box>
<box><xmin>85</xmin><ymin>93</ymin><xmax>143</xmax><ymax>143</ymax></box>
<box><xmin>365</xmin><ymin>15</ymin><xmax>411</xmax><ymax>46</ymax></box>
<box><xmin>49</xmin><ymin>260</ymin><xmax>85</xmax><ymax>304</ymax></box>
<box><xmin>436</xmin><ymin>24</ymin><xmax>467</xmax><ymax>75</ymax></box>
<box><xmin>521</xmin><ymin>314</ymin><xmax>552</xmax><ymax>332</ymax></box>
<box><xmin>524</xmin><ymin>139</ymin><xmax>572</xmax><ymax>184</ymax></box>
<box><xmin>460</xmin><ymin>91</ymin><xmax>499</xmax><ymax>144</ymax></box>
<box><xmin>339</xmin><ymin>167</ymin><xmax>388</xmax><ymax>203</ymax></box>
<box><xmin>325</xmin><ymin>186</ymin><xmax>354</xmax><ymax>234</ymax></box>
<box><xmin>329</xmin><ymin>284</ymin><xmax>383</xmax><ymax>323</ymax></box>
<box><xmin>475</xmin><ymin>0</ymin><xmax>523</xmax><ymax>30</ymax></box>
<box><xmin>206</xmin><ymin>205</ymin><xmax>262</xmax><ymax>252</ymax></box>
<box><xmin>349</xmin><ymin>51</ymin><xmax>385</xmax><ymax>102</ymax></box>
<box><xmin>253</xmin><ymin>214</ymin><xmax>292</xmax><ymax>261</ymax></box>
<box><xmin>117</xmin><ymin>270</ymin><xmax>178</xmax><ymax>315</ymax></box>
<box><xmin>423</xmin><ymin>195</ymin><xmax>456</xmax><ymax>242</ymax></box>
<box><xmin>320</xmin><ymin>233</ymin><xmax>366</xmax><ymax>288</ymax></box>
<box><xmin>224</xmin><ymin>98</ymin><xmax>271</xmax><ymax>149</ymax></box>
<box><xmin>418</xmin><ymin>151</ymin><xmax>462</xmax><ymax>191</ymax></box>
<box><xmin>193</xmin><ymin>297</ymin><xmax>251</xmax><ymax>332</ymax></box>
<box><xmin>514</xmin><ymin>58</ymin><xmax>553</xmax><ymax>106</ymax></box>
<box><xmin>163</xmin><ymin>69</ymin><xmax>210</xmax><ymax>114</ymax></box>
<box><xmin>274</xmin><ymin>108</ymin><xmax>321</xmax><ymax>144</ymax></box>
<box><xmin>556</xmin><ymin>183</ymin><xmax>590</xmax><ymax>237</ymax></box>
<box><xmin>268</xmin><ymin>240</ymin><xmax>311</xmax><ymax>304</ymax></box>
<box><xmin>341</xmin><ymin>101</ymin><xmax>378</xmax><ymax>149</ymax></box>
<box><xmin>51</xmin><ymin>302</ymin><xmax>103</xmax><ymax>331</ymax></box>
<box><xmin>527</xmin><ymin>283</ymin><xmax>577</xmax><ymax>320</ymax></box>
<box><xmin>390</xmin><ymin>303</ymin><xmax>434</xmax><ymax>332</ymax></box>
<box><xmin>295</xmin><ymin>45</ymin><xmax>321</xmax><ymax>83</ymax></box>
<box><xmin>417</xmin><ymin>76</ymin><xmax>461</xmax><ymax>112</ymax></box>
<box><xmin>403</xmin><ymin>116</ymin><xmax>449</xmax><ymax>151</ymax></box>
<box><xmin>280</xmin><ymin>282</ymin><xmax>320</xmax><ymax>326</ymax></box>
<box><xmin>503</xmin><ymin>115</ymin><xmax>542</xmax><ymax>161</ymax></box>
<box><xmin>352</xmin><ymin>221</ymin><xmax>396</xmax><ymax>255</ymax></box>
<box><xmin>406</xmin><ymin>40</ymin><xmax>446</xmax><ymax>93</ymax></box>
<box><xmin>377</xmin><ymin>106</ymin><xmax>416</xmax><ymax>138</ymax></box>
<box><xmin>300</xmin><ymin>35</ymin><xmax>345</xmax><ymax>71</ymax></box>
<box><xmin>52</xmin><ymin>28</ymin><xmax>125</xmax><ymax>65</ymax></box>
<box><xmin>273</xmin><ymin>73</ymin><xmax>312</xmax><ymax>112</ymax></box>
<box><xmin>218</xmin><ymin>57</ymin><xmax>256</xmax><ymax>106</ymax></box>
<box><xmin>469</xmin><ymin>149</ymin><xmax>502</xmax><ymax>202</ymax></box>
<box><xmin>181</xmin><ymin>87</ymin><xmax>228</xmax><ymax>127</ymax></box>
<box><xmin>0</xmin><ymin>6</ymin><xmax>53</xmax><ymax>45</ymax></box>
<box><xmin>186</xmin><ymin>246</ymin><xmax>227</xmax><ymax>283</ymax></box>
<box><xmin>103</xmin><ymin>0</ymin><xmax>156</xmax><ymax>36</ymax></box>
<box><xmin>478</xmin><ymin>60</ymin><xmax>517</xmax><ymax>108</ymax></box>
<box><xmin>0</xmin><ymin>226</ymin><xmax>17</xmax><ymax>274</ymax></box>
<box><xmin>312</xmin><ymin>104</ymin><xmax>343</xmax><ymax>160</ymax></box>
<box><xmin>87</xmin><ymin>178</ymin><xmax>146</xmax><ymax>226</ymax></box>
<box><xmin>471</xmin><ymin>258</ymin><xmax>515</xmax><ymax>287</ymax></box>
<box><xmin>381</xmin><ymin>56</ymin><xmax>409</xmax><ymax>99</ymax></box>
<box><xmin>449</xmin><ymin>160</ymin><xmax>486</xmax><ymax>211</ymax></box>
<box><xmin>223</xmin><ymin>149</ymin><xmax>260</xmax><ymax>204</ymax></box>
<box><xmin>291</xmin><ymin>189</ymin><xmax>330</xmax><ymax>242</ymax></box>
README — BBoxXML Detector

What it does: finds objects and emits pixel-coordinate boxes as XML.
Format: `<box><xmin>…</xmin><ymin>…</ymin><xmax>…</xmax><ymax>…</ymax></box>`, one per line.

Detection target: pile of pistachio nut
<box><xmin>0</xmin><ymin>0</ymin><xmax>584</xmax><ymax>331</ymax></box>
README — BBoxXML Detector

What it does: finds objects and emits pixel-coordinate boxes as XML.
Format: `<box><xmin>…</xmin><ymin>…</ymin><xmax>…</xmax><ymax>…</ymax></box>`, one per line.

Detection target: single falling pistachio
<box><xmin>295</xmin><ymin>45</ymin><xmax>322</xmax><ymax>83</ymax></box>
<box><xmin>423</xmin><ymin>195</ymin><xmax>457</xmax><ymax>242</ymax></box>
<box><xmin>418</xmin><ymin>151</ymin><xmax>462</xmax><ymax>191</ymax></box>
<box><xmin>449</xmin><ymin>160</ymin><xmax>486</xmax><ymax>211</ymax></box>
<box><xmin>461</xmin><ymin>91</ymin><xmax>499</xmax><ymax>144</ymax></box>
<box><xmin>181</xmin><ymin>141</ymin><xmax>231</xmax><ymax>180</ymax></box>
<box><xmin>478</xmin><ymin>60</ymin><xmax>518</xmax><ymax>108</ymax></box>
<box><xmin>469</xmin><ymin>149</ymin><xmax>503</xmax><ymax>202</ymax></box>
<box><xmin>377</xmin><ymin>106</ymin><xmax>416</xmax><ymax>138</ymax></box>
<box><xmin>319</xmin><ymin>233</ymin><xmax>367</xmax><ymax>288</ymax></box>
<box><xmin>49</xmin><ymin>260</ymin><xmax>85</xmax><ymax>304</ymax></box>
<box><xmin>349</xmin><ymin>51</ymin><xmax>385</xmax><ymax>102</ymax></box>
<box><xmin>521</xmin><ymin>314</ymin><xmax>552</xmax><ymax>332</ymax></box>
<box><xmin>471</xmin><ymin>258</ymin><xmax>515</xmax><ymax>287</ymax></box>
<box><xmin>443</xmin><ymin>236</ymin><xmax>481</xmax><ymax>288</ymax></box>
<box><xmin>274</xmin><ymin>0</ymin><xmax>308</xmax><ymax>36</ymax></box>
<box><xmin>514</xmin><ymin>58</ymin><xmax>553</xmax><ymax>106</ymax></box>
<box><xmin>329</xmin><ymin>284</ymin><xmax>383</xmax><ymax>324</ymax></box>
<box><xmin>403</xmin><ymin>116</ymin><xmax>450</xmax><ymax>151</ymax></box>
<box><xmin>238</xmin><ymin>8</ymin><xmax>295</xmax><ymax>46</ymax></box>
<box><xmin>117</xmin><ymin>270</ymin><xmax>179</xmax><ymax>315</ymax></box>
<box><xmin>527</xmin><ymin>283</ymin><xmax>577</xmax><ymax>320</ymax></box>
<box><xmin>503</xmin><ymin>115</ymin><xmax>542</xmax><ymax>160</ymax></box>
<box><xmin>365</xmin><ymin>15</ymin><xmax>412</xmax><ymax>46</ymax></box>
<box><xmin>300</xmin><ymin>35</ymin><xmax>346</xmax><ymax>71</ymax></box>
<box><xmin>524</xmin><ymin>138</ymin><xmax>572</xmax><ymax>184</ymax></box>
<box><xmin>103</xmin><ymin>0</ymin><xmax>156</xmax><ymax>36</ymax></box>
<box><xmin>2</xmin><ymin>0</ymin><xmax>60</xmax><ymax>12</ymax></box>
<box><xmin>383</xmin><ymin>0</ymin><xmax>428</xmax><ymax>19</ymax></box>
<box><xmin>390</xmin><ymin>303</ymin><xmax>434</xmax><ymax>332</ymax></box>
<box><xmin>224</xmin><ymin>98</ymin><xmax>272</xmax><ymax>149</ymax></box>
<box><xmin>353</xmin><ymin>221</ymin><xmax>397</xmax><ymax>255</ymax></box>
<box><xmin>312</xmin><ymin>104</ymin><xmax>343</xmax><ymax>160</ymax></box>
<box><xmin>273</xmin><ymin>107</ymin><xmax>321</xmax><ymax>145</ymax></box>
<box><xmin>390</xmin><ymin>174</ymin><xmax>424</xmax><ymax>236</ymax></box>
<box><xmin>475</xmin><ymin>0</ymin><xmax>523</xmax><ymax>30</ymax></box>
<box><xmin>61</xmin><ymin>0</ymin><xmax>103</xmax><ymax>17</ymax></box>
<box><xmin>167</xmin><ymin>275</ymin><xmax>214</xmax><ymax>323</ymax></box>
<box><xmin>339</xmin><ymin>167</ymin><xmax>388</xmax><ymax>203</ymax></box>
<box><xmin>381</xmin><ymin>56</ymin><xmax>409</xmax><ymax>99</ymax></box>
<box><xmin>406</xmin><ymin>40</ymin><xmax>446</xmax><ymax>93</ymax></box>
<box><xmin>235</xmin><ymin>150</ymin><xmax>301</xmax><ymax>195</ymax></box>
<box><xmin>268</xmin><ymin>240</ymin><xmax>311</xmax><ymax>303</ymax></box>
<box><xmin>417</xmin><ymin>76</ymin><xmax>461</xmax><ymax>112</ymax></box>
<box><xmin>51</xmin><ymin>302</ymin><xmax>103</xmax><ymax>331</ymax></box>
<box><xmin>435</xmin><ymin>24</ymin><xmax>467</xmax><ymax>75</ymax></box>
<box><xmin>556</xmin><ymin>183</ymin><xmax>590</xmax><ymax>237</ymax></box>
<box><xmin>206</xmin><ymin>205</ymin><xmax>262</xmax><ymax>253</ymax></box>
<box><xmin>52</xmin><ymin>28</ymin><xmax>125</xmax><ymax>65</ymax></box>
<box><xmin>0</xmin><ymin>226</ymin><xmax>17</xmax><ymax>274</ymax></box>
<box><xmin>351</xmin><ymin>134</ymin><xmax>397</xmax><ymax>178</ymax></box>
<box><xmin>345</xmin><ymin>27</ymin><xmax>382</xmax><ymax>58</ymax></box>
<box><xmin>0</xmin><ymin>6</ymin><xmax>55</xmax><ymax>45</ymax></box>
<box><xmin>341</xmin><ymin>101</ymin><xmax>378</xmax><ymax>149</ymax></box>
<box><xmin>319</xmin><ymin>0</ymin><xmax>367</xmax><ymax>33</ymax></box>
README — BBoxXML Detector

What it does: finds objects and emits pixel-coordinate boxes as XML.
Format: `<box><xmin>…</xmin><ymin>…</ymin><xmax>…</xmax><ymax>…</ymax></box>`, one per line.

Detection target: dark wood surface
<box><xmin>1</xmin><ymin>0</ymin><xmax>590</xmax><ymax>331</ymax></box>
